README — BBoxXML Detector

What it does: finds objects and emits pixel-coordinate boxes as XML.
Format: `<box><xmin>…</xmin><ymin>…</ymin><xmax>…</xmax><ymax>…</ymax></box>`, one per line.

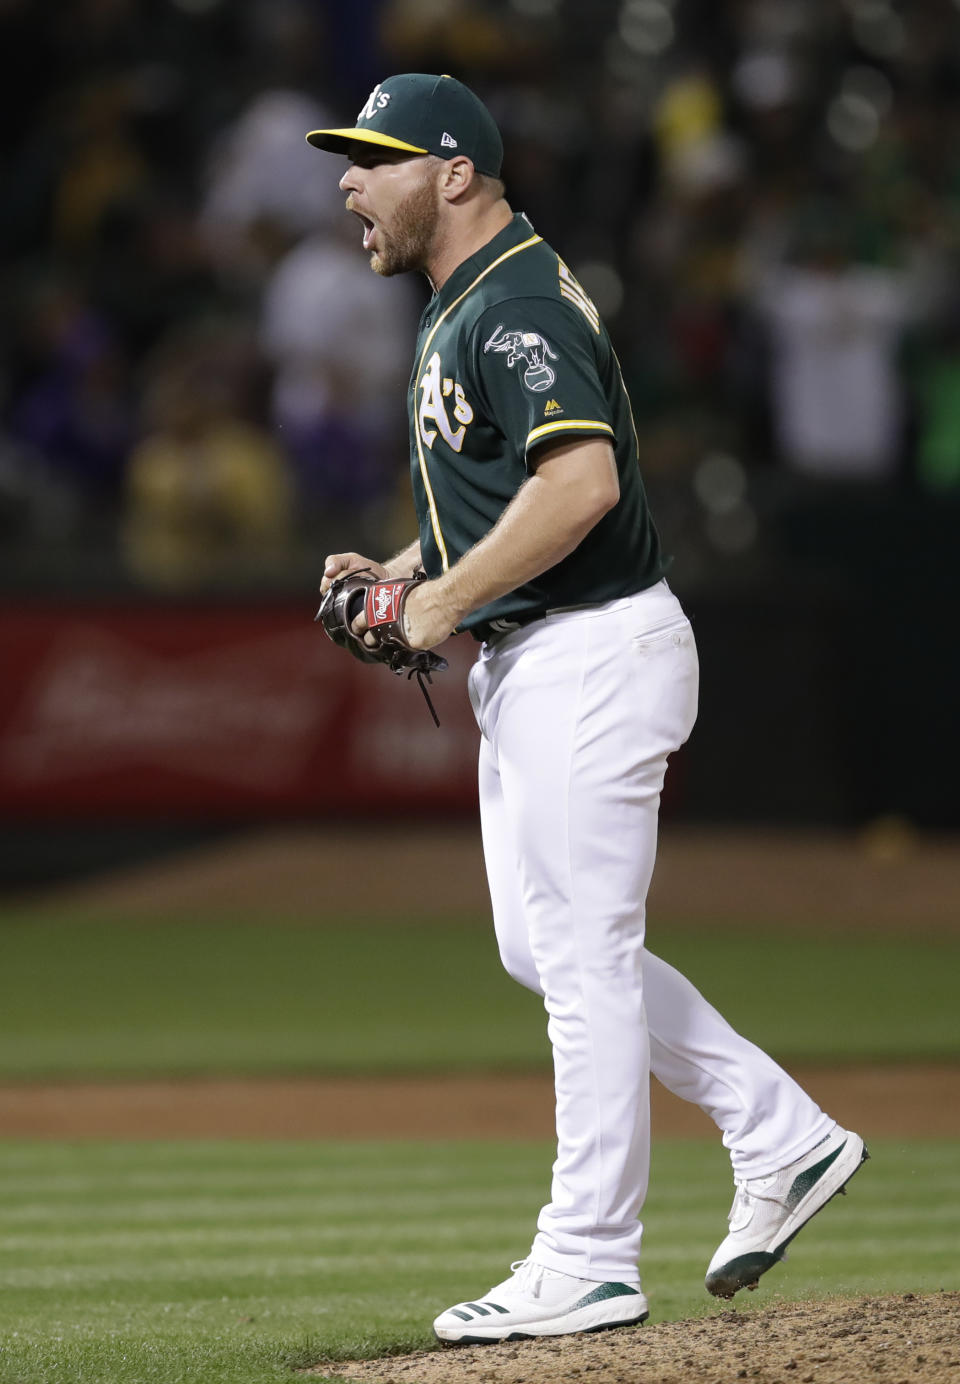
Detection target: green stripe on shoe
<box><xmin>574</xmin><ymin>1282</ymin><xmax>642</xmax><ymax>1308</ymax></box>
<box><xmin>786</xmin><ymin>1142</ymin><xmax>845</xmax><ymax>1210</ymax></box>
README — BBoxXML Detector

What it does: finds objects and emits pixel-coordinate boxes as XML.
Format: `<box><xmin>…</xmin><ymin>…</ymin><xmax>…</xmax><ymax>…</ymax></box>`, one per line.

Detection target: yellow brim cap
<box><xmin>305</xmin><ymin>126</ymin><xmax>429</xmax><ymax>155</ymax></box>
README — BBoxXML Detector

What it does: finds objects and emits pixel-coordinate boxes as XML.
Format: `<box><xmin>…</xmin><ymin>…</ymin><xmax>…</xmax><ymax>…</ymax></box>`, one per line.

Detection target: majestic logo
<box><xmin>418</xmin><ymin>351</ymin><xmax>475</xmax><ymax>452</ymax></box>
<box><xmin>543</xmin><ymin>398</ymin><xmax>563</xmax><ymax>416</ymax></box>
<box><xmin>483</xmin><ymin>325</ymin><xmax>559</xmax><ymax>393</ymax></box>
<box><xmin>358</xmin><ymin>84</ymin><xmax>391</xmax><ymax>121</ymax></box>
<box><xmin>440</xmin><ymin>131</ymin><xmax>458</xmax><ymax>149</ymax></box>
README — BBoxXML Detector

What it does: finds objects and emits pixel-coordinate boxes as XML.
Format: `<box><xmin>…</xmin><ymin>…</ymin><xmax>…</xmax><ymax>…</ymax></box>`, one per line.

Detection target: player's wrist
<box><xmin>381</xmin><ymin>560</ymin><xmax>412</xmax><ymax>580</ymax></box>
<box><xmin>429</xmin><ymin>573</ymin><xmax>473</xmax><ymax>632</ymax></box>
<box><xmin>381</xmin><ymin>538</ymin><xmax>422</xmax><ymax>581</ymax></box>
<box><xmin>396</xmin><ymin>574</ymin><xmax>462</xmax><ymax>649</ymax></box>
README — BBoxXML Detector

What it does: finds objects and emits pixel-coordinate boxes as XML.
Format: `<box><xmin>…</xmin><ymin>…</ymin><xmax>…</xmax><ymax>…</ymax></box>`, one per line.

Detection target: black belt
<box><xmin>471</xmin><ymin>602</ymin><xmax>598</xmax><ymax>645</ymax></box>
<box><xmin>471</xmin><ymin>612</ymin><xmax>546</xmax><ymax>645</ymax></box>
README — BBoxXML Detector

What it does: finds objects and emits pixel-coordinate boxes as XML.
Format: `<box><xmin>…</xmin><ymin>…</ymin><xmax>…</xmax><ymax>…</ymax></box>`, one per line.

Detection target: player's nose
<box><xmin>340</xmin><ymin>165</ymin><xmax>361</xmax><ymax>193</ymax></box>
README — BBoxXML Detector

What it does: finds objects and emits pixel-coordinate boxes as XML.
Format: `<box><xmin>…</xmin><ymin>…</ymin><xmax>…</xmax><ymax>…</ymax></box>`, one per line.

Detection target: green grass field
<box><xmin>1</xmin><ymin>905</ymin><xmax>958</xmax><ymax>1383</ymax></box>
<box><xmin>0</xmin><ymin>1138</ymin><xmax>957</xmax><ymax>1384</ymax></box>
<box><xmin>1</xmin><ymin>914</ymin><xmax>959</xmax><ymax>1078</ymax></box>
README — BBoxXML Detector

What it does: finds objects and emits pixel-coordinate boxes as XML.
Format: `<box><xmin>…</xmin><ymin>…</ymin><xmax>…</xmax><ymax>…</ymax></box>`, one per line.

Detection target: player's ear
<box><xmin>438</xmin><ymin>156</ymin><xmax>478</xmax><ymax>202</ymax></box>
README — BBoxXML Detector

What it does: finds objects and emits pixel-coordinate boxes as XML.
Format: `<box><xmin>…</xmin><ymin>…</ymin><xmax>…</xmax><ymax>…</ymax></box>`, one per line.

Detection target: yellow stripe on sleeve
<box><xmin>526</xmin><ymin>419</ymin><xmax>615</xmax><ymax>449</ymax></box>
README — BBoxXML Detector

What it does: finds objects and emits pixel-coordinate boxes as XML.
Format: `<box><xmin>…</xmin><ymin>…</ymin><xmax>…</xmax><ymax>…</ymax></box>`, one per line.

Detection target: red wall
<box><xmin>0</xmin><ymin>604</ymin><xmax>480</xmax><ymax>819</ymax></box>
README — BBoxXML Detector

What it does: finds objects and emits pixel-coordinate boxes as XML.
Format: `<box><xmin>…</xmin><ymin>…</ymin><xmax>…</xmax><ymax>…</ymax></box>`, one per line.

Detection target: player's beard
<box><xmin>371</xmin><ymin>174</ymin><xmax>441</xmax><ymax>277</ymax></box>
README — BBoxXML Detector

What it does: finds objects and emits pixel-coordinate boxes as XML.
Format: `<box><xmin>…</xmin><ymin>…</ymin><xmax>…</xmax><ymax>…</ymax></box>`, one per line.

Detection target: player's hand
<box><xmin>320</xmin><ymin>552</ymin><xmax>386</xmax><ymax>596</ymax></box>
<box><xmin>346</xmin><ymin>576</ymin><xmax>452</xmax><ymax>650</ymax></box>
<box><xmin>396</xmin><ymin>579</ymin><xmax>458</xmax><ymax>650</ymax></box>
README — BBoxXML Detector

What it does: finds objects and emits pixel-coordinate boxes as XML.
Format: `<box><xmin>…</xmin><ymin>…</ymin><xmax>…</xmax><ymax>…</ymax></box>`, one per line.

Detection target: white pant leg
<box><xmin>481</xmin><ymin>863</ymin><xmax>831</xmax><ymax>1184</ymax></box>
<box><xmin>471</xmin><ymin>585</ymin><xmax>698</xmax><ymax>1281</ymax></box>
<box><xmin>472</xmin><ymin>586</ymin><xmax>832</xmax><ymax>1254</ymax></box>
<box><xmin>644</xmin><ymin>952</ymin><xmax>832</xmax><ymax>1177</ymax></box>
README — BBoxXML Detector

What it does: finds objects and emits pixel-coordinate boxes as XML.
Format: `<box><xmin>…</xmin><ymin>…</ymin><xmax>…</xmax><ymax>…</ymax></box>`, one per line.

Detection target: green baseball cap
<box><xmin>306</xmin><ymin>73</ymin><xmax>503</xmax><ymax>178</ymax></box>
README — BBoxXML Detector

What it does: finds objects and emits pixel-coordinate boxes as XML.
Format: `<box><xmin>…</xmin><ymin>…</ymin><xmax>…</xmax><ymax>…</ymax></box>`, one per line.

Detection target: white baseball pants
<box><xmin>468</xmin><ymin>581</ymin><xmax>833</xmax><ymax>1281</ymax></box>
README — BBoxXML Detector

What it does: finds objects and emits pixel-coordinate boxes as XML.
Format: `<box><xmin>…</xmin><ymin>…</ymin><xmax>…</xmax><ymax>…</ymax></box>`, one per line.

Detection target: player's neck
<box><xmin>425</xmin><ymin>200</ymin><xmax>513</xmax><ymax>293</ymax></box>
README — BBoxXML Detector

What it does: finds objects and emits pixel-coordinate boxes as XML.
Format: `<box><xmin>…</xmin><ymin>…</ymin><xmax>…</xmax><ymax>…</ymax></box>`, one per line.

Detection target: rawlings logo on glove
<box><xmin>315</xmin><ymin>569</ymin><xmax>448</xmax><ymax>725</ymax></box>
<box><xmin>371</xmin><ymin>581</ymin><xmax>404</xmax><ymax>626</ymax></box>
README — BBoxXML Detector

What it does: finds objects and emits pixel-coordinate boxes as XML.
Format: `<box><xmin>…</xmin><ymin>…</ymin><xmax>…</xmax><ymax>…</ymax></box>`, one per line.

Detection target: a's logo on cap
<box><xmin>440</xmin><ymin>131</ymin><xmax>458</xmax><ymax>149</ymax></box>
<box><xmin>358</xmin><ymin>83</ymin><xmax>391</xmax><ymax>121</ymax></box>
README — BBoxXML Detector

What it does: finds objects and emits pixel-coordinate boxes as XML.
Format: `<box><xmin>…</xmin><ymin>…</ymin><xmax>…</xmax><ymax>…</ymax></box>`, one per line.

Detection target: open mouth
<box><xmin>349</xmin><ymin>206</ymin><xmax>377</xmax><ymax>250</ymax></box>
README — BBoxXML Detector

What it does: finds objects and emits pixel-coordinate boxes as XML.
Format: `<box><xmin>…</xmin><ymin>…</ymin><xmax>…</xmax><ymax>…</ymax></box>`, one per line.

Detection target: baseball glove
<box><xmin>315</xmin><ymin>568</ymin><xmax>448</xmax><ymax>724</ymax></box>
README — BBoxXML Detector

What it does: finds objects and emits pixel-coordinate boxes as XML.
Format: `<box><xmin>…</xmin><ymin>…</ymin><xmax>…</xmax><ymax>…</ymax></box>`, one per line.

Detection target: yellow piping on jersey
<box><xmin>526</xmin><ymin>419</ymin><xmax>614</xmax><ymax>449</ymax></box>
<box><xmin>414</xmin><ymin>233</ymin><xmax>542</xmax><ymax>571</ymax></box>
<box><xmin>610</xmin><ymin>345</ymin><xmax>644</xmax><ymax>474</ymax></box>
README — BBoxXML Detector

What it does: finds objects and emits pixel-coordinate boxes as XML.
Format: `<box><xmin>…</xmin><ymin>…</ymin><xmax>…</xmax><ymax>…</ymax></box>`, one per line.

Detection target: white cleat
<box><xmin>705</xmin><ymin>1124</ymin><xmax>869</xmax><ymax>1299</ymax></box>
<box><xmin>433</xmin><ymin>1259</ymin><xmax>649</xmax><ymax>1344</ymax></box>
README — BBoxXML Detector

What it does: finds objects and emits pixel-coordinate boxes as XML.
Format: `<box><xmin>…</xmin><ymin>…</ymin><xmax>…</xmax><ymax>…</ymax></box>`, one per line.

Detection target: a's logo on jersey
<box><xmin>358</xmin><ymin>84</ymin><xmax>391</xmax><ymax>121</ymax></box>
<box><xmin>543</xmin><ymin>398</ymin><xmax>564</xmax><ymax>416</ymax></box>
<box><xmin>418</xmin><ymin>351</ymin><xmax>474</xmax><ymax>452</ymax></box>
<box><xmin>483</xmin><ymin>324</ymin><xmax>559</xmax><ymax>393</ymax></box>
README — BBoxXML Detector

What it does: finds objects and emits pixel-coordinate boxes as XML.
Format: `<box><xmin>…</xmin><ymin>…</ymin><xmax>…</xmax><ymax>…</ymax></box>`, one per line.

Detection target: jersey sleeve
<box><xmin>471</xmin><ymin>296</ymin><xmax>615</xmax><ymax>464</ymax></box>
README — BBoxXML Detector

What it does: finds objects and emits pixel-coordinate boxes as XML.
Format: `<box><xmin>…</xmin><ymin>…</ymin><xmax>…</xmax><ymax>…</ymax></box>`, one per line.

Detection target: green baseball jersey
<box><xmin>407</xmin><ymin>212</ymin><xmax>664</xmax><ymax>636</ymax></box>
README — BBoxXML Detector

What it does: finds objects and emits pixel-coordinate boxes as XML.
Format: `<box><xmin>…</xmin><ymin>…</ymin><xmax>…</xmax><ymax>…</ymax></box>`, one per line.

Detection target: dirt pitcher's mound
<box><xmin>3</xmin><ymin>1064</ymin><xmax>959</xmax><ymax>1139</ymax></box>
<box><xmin>313</xmin><ymin>1292</ymin><xmax>960</xmax><ymax>1384</ymax></box>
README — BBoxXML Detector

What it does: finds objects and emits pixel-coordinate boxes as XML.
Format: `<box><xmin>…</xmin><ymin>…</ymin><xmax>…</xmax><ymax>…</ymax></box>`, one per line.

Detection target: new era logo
<box><xmin>441</xmin><ymin>131</ymin><xmax>458</xmax><ymax>149</ymax></box>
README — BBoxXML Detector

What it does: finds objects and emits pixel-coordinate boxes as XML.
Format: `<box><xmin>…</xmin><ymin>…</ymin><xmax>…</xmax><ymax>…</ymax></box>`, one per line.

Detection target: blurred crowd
<box><xmin>2</xmin><ymin>0</ymin><xmax>960</xmax><ymax>595</ymax></box>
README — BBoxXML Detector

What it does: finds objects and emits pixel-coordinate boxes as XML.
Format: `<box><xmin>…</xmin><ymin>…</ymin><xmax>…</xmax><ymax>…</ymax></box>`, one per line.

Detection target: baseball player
<box><xmin>308</xmin><ymin>73</ymin><xmax>867</xmax><ymax>1343</ymax></box>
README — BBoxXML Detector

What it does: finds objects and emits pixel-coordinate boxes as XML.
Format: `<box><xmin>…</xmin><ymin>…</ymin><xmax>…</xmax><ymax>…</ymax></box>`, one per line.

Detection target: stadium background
<box><xmin>0</xmin><ymin>3</ymin><xmax>958</xmax><ymax>1382</ymax></box>
<box><xmin>3</xmin><ymin>0</ymin><xmax>960</xmax><ymax>869</ymax></box>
